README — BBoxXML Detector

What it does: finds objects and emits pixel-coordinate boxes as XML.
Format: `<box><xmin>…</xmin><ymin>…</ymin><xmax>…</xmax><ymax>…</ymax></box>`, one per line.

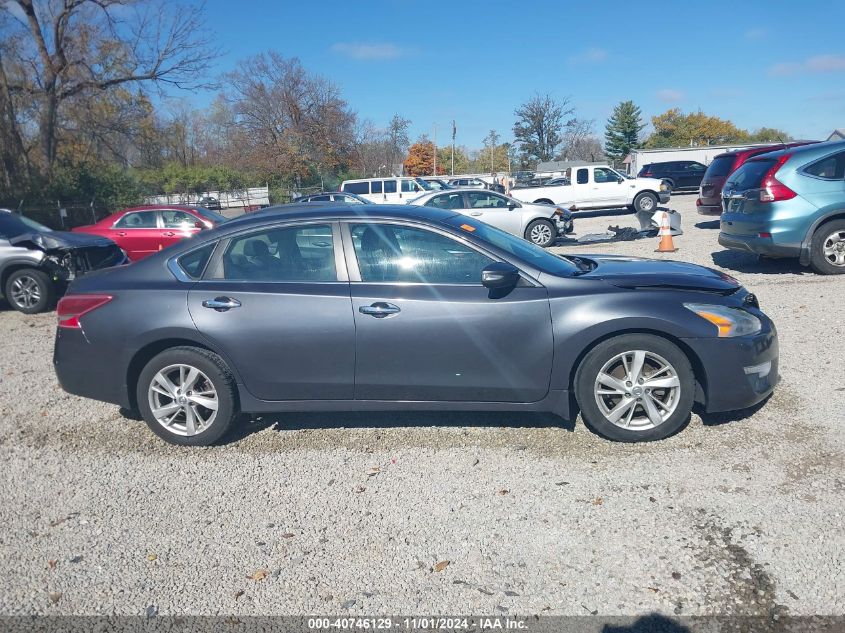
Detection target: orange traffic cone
<box><xmin>655</xmin><ymin>211</ymin><xmax>678</xmax><ymax>253</ymax></box>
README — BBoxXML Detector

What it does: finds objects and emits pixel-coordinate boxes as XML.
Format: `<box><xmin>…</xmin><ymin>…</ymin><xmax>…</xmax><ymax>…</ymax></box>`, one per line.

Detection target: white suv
<box><xmin>340</xmin><ymin>177</ymin><xmax>432</xmax><ymax>204</ymax></box>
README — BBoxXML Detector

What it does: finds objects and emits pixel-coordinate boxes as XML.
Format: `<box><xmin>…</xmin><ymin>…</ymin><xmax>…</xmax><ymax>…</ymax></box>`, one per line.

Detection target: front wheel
<box><xmin>4</xmin><ymin>268</ymin><xmax>55</xmax><ymax>314</ymax></box>
<box><xmin>575</xmin><ymin>334</ymin><xmax>694</xmax><ymax>442</ymax></box>
<box><xmin>136</xmin><ymin>346</ymin><xmax>238</xmax><ymax>446</ymax></box>
<box><xmin>525</xmin><ymin>219</ymin><xmax>556</xmax><ymax>248</ymax></box>
<box><xmin>810</xmin><ymin>220</ymin><xmax>845</xmax><ymax>275</ymax></box>
<box><xmin>633</xmin><ymin>192</ymin><xmax>658</xmax><ymax>213</ymax></box>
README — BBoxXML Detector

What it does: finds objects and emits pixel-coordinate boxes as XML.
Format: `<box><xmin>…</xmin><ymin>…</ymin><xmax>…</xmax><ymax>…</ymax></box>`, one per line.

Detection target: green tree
<box><xmin>604</xmin><ymin>101</ymin><xmax>645</xmax><ymax>161</ymax></box>
<box><xmin>645</xmin><ymin>109</ymin><xmax>750</xmax><ymax>147</ymax></box>
<box><xmin>748</xmin><ymin>127</ymin><xmax>793</xmax><ymax>143</ymax></box>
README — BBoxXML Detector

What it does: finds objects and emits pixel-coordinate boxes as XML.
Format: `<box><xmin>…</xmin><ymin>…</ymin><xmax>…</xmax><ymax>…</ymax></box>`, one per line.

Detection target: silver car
<box><xmin>408</xmin><ymin>189</ymin><xmax>573</xmax><ymax>247</ymax></box>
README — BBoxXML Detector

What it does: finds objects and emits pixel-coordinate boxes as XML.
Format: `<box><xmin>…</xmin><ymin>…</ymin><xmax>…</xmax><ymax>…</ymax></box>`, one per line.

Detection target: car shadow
<box><xmin>694</xmin><ymin>220</ymin><xmax>720</xmax><ymax>230</ymax></box>
<box><xmin>696</xmin><ymin>393</ymin><xmax>772</xmax><ymax>427</ymax></box>
<box><xmin>602</xmin><ymin>614</ymin><xmax>691</xmax><ymax>632</ymax></box>
<box><xmin>223</xmin><ymin>410</ymin><xmax>575</xmax><ymax>444</ymax></box>
<box><xmin>711</xmin><ymin>249</ymin><xmax>808</xmax><ymax>275</ymax></box>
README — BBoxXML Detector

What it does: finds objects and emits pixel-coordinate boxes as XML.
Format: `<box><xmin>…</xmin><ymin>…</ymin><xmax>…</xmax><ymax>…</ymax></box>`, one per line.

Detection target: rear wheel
<box><xmin>575</xmin><ymin>334</ymin><xmax>694</xmax><ymax>442</ymax></box>
<box><xmin>810</xmin><ymin>220</ymin><xmax>845</xmax><ymax>275</ymax></box>
<box><xmin>4</xmin><ymin>268</ymin><xmax>55</xmax><ymax>314</ymax></box>
<box><xmin>525</xmin><ymin>219</ymin><xmax>556</xmax><ymax>247</ymax></box>
<box><xmin>136</xmin><ymin>346</ymin><xmax>238</xmax><ymax>446</ymax></box>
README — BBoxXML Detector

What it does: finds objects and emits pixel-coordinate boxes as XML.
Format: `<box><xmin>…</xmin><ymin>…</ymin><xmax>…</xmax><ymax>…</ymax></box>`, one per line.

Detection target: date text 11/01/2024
<box><xmin>307</xmin><ymin>617</ymin><xmax>528</xmax><ymax>630</ymax></box>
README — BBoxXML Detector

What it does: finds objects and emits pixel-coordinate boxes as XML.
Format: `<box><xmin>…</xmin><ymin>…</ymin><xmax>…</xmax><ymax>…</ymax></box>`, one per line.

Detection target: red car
<box><xmin>73</xmin><ymin>205</ymin><xmax>228</xmax><ymax>261</ymax></box>
<box><xmin>696</xmin><ymin>142</ymin><xmax>816</xmax><ymax>215</ymax></box>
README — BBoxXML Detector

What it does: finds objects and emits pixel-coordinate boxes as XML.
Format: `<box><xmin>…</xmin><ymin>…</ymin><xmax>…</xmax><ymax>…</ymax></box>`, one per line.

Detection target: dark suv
<box><xmin>697</xmin><ymin>143</ymin><xmax>816</xmax><ymax>215</ymax></box>
<box><xmin>638</xmin><ymin>161</ymin><xmax>707</xmax><ymax>191</ymax></box>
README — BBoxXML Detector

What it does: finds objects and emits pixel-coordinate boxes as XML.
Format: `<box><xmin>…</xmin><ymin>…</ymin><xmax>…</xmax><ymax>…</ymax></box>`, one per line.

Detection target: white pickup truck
<box><xmin>510</xmin><ymin>165</ymin><xmax>670</xmax><ymax>213</ymax></box>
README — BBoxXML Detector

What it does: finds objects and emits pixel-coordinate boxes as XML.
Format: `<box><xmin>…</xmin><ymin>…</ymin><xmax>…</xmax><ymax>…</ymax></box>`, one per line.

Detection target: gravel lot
<box><xmin>0</xmin><ymin>194</ymin><xmax>842</xmax><ymax>619</ymax></box>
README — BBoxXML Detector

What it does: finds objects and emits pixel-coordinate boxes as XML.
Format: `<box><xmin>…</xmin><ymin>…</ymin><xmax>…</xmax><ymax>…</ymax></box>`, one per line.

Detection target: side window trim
<box><xmin>202</xmin><ymin>220</ymin><xmax>348</xmax><ymax>283</ymax></box>
<box><xmin>340</xmin><ymin>220</ymin><xmax>500</xmax><ymax>286</ymax></box>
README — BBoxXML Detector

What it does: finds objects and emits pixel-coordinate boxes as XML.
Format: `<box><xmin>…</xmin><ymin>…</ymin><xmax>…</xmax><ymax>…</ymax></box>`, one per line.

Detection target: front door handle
<box><xmin>470</xmin><ymin>212</ymin><xmax>483</xmax><ymax>216</ymax></box>
<box><xmin>116</xmin><ymin>232</ymin><xmax>127</xmax><ymax>237</ymax></box>
<box><xmin>359</xmin><ymin>302</ymin><xmax>400</xmax><ymax>318</ymax></box>
<box><xmin>162</xmin><ymin>231</ymin><xmax>176</xmax><ymax>237</ymax></box>
<box><xmin>202</xmin><ymin>297</ymin><xmax>241</xmax><ymax>312</ymax></box>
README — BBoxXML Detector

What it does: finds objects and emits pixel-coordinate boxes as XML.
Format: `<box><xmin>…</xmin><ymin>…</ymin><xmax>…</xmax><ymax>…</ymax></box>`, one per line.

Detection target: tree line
<box><xmin>0</xmin><ymin>1</ymin><xmax>793</xmax><ymax>211</ymax></box>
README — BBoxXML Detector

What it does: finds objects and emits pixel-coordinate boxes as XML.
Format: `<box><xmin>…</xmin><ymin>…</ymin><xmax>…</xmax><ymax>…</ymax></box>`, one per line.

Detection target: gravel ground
<box><xmin>0</xmin><ymin>195</ymin><xmax>842</xmax><ymax>619</ymax></box>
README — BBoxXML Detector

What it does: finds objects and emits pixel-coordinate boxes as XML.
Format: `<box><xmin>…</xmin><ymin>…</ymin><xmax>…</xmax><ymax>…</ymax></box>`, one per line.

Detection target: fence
<box><xmin>0</xmin><ymin>201</ymin><xmax>113</xmax><ymax>231</ymax></box>
<box><xmin>143</xmin><ymin>186</ymin><xmax>270</xmax><ymax>209</ymax></box>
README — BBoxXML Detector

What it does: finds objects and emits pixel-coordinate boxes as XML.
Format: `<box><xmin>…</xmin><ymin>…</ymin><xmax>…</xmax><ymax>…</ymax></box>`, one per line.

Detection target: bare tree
<box><xmin>512</xmin><ymin>94</ymin><xmax>574</xmax><ymax>164</ymax></box>
<box><xmin>558</xmin><ymin>118</ymin><xmax>606</xmax><ymax>162</ymax></box>
<box><xmin>0</xmin><ymin>0</ymin><xmax>218</xmax><ymax>176</ymax></box>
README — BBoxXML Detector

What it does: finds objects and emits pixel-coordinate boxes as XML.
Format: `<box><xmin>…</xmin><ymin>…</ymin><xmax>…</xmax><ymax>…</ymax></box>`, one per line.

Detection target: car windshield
<box><xmin>443</xmin><ymin>216</ymin><xmax>577</xmax><ymax>277</ymax></box>
<box><xmin>0</xmin><ymin>212</ymin><xmax>52</xmax><ymax>238</ymax></box>
<box><xmin>191</xmin><ymin>207</ymin><xmax>228</xmax><ymax>224</ymax></box>
<box><xmin>725</xmin><ymin>159</ymin><xmax>775</xmax><ymax>191</ymax></box>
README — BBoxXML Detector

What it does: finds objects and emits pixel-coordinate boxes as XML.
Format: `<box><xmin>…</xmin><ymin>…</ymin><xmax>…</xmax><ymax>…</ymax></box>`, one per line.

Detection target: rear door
<box><xmin>188</xmin><ymin>222</ymin><xmax>355</xmax><ymax>400</ymax></box>
<box><xmin>345</xmin><ymin>221</ymin><xmax>553</xmax><ymax>402</ymax></box>
<box><xmin>679</xmin><ymin>162</ymin><xmax>706</xmax><ymax>188</ymax></box>
<box><xmin>109</xmin><ymin>211</ymin><xmax>162</xmax><ymax>260</ymax></box>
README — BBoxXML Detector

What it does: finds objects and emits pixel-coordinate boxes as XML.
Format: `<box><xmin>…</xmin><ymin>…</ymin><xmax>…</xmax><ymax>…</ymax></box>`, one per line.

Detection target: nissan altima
<box><xmin>53</xmin><ymin>204</ymin><xmax>779</xmax><ymax>445</ymax></box>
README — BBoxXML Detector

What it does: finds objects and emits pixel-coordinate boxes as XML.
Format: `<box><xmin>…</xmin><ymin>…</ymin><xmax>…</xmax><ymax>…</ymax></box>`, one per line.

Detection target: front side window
<box><xmin>466</xmin><ymin>192</ymin><xmax>509</xmax><ymax>208</ymax></box>
<box><xmin>804</xmin><ymin>152</ymin><xmax>845</xmax><ymax>180</ymax></box>
<box><xmin>425</xmin><ymin>193</ymin><xmax>464</xmax><ymax>210</ymax></box>
<box><xmin>221</xmin><ymin>224</ymin><xmax>336</xmax><ymax>282</ymax></box>
<box><xmin>343</xmin><ymin>182</ymin><xmax>369</xmax><ymax>195</ymax></box>
<box><xmin>593</xmin><ymin>168</ymin><xmax>619</xmax><ymax>184</ymax></box>
<box><xmin>162</xmin><ymin>210</ymin><xmax>199</xmax><ymax>229</ymax></box>
<box><xmin>114</xmin><ymin>212</ymin><xmax>157</xmax><ymax>229</ymax></box>
<box><xmin>400</xmin><ymin>179</ymin><xmax>418</xmax><ymax>193</ymax></box>
<box><xmin>351</xmin><ymin>223</ymin><xmax>493</xmax><ymax>284</ymax></box>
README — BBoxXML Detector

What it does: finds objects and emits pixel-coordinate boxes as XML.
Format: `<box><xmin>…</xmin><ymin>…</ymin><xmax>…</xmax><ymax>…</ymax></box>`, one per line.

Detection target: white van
<box><xmin>340</xmin><ymin>177</ymin><xmax>432</xmax><ymax>204</ymax></box>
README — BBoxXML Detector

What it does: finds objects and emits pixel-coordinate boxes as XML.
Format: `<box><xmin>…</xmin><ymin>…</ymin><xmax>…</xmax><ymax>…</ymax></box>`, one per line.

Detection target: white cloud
<box><xmin>770</xmin><ymin>53</ymin><xmax>845</xmax><ymax>76</ymax></box>
<box><xmin>330</xmin><ymin>42</ymin><xmax>408</xmax><ymax>61</ymax></box>
<box><xmin>656</xmin><ymin>88</ymin><xmax>684</xmax><ymax>103</ymax></box>
<box><xmin>567</xmin><ymin>47</ymin><xmax>608</xmax><ymax>64</ymax></box>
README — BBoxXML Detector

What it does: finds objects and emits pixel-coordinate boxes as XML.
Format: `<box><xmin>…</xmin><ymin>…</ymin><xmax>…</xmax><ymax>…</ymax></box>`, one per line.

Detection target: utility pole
<box><xmin>433</xmin><ymin>123</ymin><xmax>437</xmax><ymax>176</ymax></box>
<box><xmin>451</xmin><ymin>120</ymin><xmax>456</xmax><ymax>176</ymax></box>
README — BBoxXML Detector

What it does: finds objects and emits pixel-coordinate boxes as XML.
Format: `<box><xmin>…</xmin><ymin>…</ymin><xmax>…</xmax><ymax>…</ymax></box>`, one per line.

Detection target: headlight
<box><xmin>684</xmin><ymin>303</ymin><xmax>762</xmax><ymax>337</ymax></box>
<box><xmin>659</xmin><ymin>182</ymin><xmax>669</xmax><ymax>192</ymax></box>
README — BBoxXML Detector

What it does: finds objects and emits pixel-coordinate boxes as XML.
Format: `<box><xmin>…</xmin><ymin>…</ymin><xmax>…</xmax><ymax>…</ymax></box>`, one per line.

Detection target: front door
<box><xmin>588</xmin><ymin>167</ymin><xmax>629</xmax><ymax>207</ymax></box>
<box><xmin>462</xmin><ymin>191</ymin><xmax>522</xmax><ymax>236</ymax></box>
<box><xmin>109</xmin><ymin>210</ymin><xmax>162</xmax><ymax>260</ymax></box>
<box><xmin>188</xmin><ymin>222</ymin><xmax>354</xmax><ymax>401</ymax></box>
<box><xmin>160</xmin><ymin>209</ymin><xmax>202</xmax><ymax>251</ymax></box>
<box><xmin>345</xmin><ymin>221</ymin><xmax>553</xmax><ymax>402</ymax></box>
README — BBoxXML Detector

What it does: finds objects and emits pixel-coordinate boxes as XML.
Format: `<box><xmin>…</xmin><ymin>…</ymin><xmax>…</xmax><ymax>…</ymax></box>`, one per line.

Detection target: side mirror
<box><xmin>508</xmin><ymin>202</ymin><xmax>518</xmax><ymax>210</ymax></box>
<box><xmin>617</xmin><ymin>177</ymin><xmax>624</xmax><ymax>183</ymax></box>
<box><xmin>481</xmin><ymin>261</ymin><xmax>520</xmax><ymax>290</ymax></box>
<box><xmin>194</xmin><ymin>221</ymin><xmax>205</xmax><ymax>229</ymax></box>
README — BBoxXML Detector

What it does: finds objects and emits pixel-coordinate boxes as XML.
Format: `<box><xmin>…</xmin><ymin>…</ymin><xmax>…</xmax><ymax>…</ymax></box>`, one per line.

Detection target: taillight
<box><xmin>696</xmin><ymin>198</ymin><xmax>702</xmax><ymax>206</ymax></box>
<box><xmin>759</xmin><ymin>154</ymin><xmax>796</xmax><ymax>203</ymax></box>
<box><xmin>57</xmin><ymin>295</ymin><xmax>112</xmax><ymax>329</ymax></box>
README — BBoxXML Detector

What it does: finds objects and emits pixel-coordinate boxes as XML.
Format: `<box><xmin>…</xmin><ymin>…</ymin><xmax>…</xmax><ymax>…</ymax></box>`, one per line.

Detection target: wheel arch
<box><xmin>799</xmin><ymin>209</ymin><xmax>845</xmax><ymax>265</ymax></box>
<box><xmin>567</xmin><ymin>328</ymin><xmax>708</xmax><ymax>407</ymax></box>
<box><xmin>533</xmin><ymin>198</ymin><xmax>554</xmax><ymax>205</ymax></box>
<box><xmin>0</xmin><ymin>259</ymin><xmax>46</xmax><ymax>295</ymax></box>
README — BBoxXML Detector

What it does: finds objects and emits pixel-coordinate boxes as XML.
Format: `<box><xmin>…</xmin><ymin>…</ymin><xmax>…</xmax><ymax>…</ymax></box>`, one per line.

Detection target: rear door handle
<box><xmin>202</xmin><ymin>297</ymin><xmax>241</xmax><ymax>311</ymax></box>
<box><xmin>359</xmin><ymin>302</ymin><xmax>400</xmax><ymax>318</ymax></box>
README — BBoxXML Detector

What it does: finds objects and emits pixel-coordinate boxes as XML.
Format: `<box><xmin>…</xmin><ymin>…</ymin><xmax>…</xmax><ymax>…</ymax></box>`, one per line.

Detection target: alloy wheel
<box><xmin>9</xmin><ymin>275</ymin><xmax>41</xmax><ymax>309</ymax></box>
<box><xmin>639</xmin><ymin>196</ymin><xmax>655</xmax><ymax>212</ymax></box>
<box><xmin>529</xmin><ymin>223</ymin><xmax>553</xmax><ymax>245</ymax></box>
<box><xmin>593</xmin><ymin>350</ymin><xmax>681</xmax><ymax>430</ymax></box>
<box><xmin>147</xmin><ymin>364</ymin><xmax>218</xmax><ymax>436</ymax></box>
<box><xmin>822</xmin><ymin>229</ymin><xmax>845</xmax><ymax>267</ymax></box>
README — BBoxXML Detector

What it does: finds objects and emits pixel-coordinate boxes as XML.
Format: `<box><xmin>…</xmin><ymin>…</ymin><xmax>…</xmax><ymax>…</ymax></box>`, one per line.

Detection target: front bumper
<box><xmin>718</xmin><ymin>232</ymin><xmax>801</xmax><ymax>258</ymax></box>
<box><xmin>682</xmin><ymin>318</ymin><xmax>779</xmax><ymax>413</ymax></box>
<box><xmin>658</xmin><ymin>192</ymin><xmax>671</xmax><ymax>204</ymax></box>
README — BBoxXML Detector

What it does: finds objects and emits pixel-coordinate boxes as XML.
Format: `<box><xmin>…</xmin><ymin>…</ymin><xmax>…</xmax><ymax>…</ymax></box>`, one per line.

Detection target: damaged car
<box><xmin>0</xmin><ymin>209</ymin><xmax>127</xmax><ymax>314</ymax></box>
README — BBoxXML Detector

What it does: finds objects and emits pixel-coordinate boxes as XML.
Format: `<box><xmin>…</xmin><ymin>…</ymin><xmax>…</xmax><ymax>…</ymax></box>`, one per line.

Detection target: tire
<box><xmin>136</xmin><ymin>346</ymin><xmax>238</xmax><ymax>446</ymax></box>
<box><xmin>809</xmin><ymin>219</ymin><xmax>845</xmax><ymax>275</ymax></box>
<box><xmin>633</xmin><ymin>191</ymin><xmax>658</xmax><ymax>213</ymax></box>
<box><xmin>524</xmin><ymin>219</ymin><xmax>556</xmax><ymax>248</ymax></box>
<box><xmin>4</xmin><ymin>268</ymin><xmax>55</xmax><ymax>314</ymax></box>
<box><xmin>574</xmin><ymin>334</ymin><xmax>694</xmax><ymax>442</ymax></box>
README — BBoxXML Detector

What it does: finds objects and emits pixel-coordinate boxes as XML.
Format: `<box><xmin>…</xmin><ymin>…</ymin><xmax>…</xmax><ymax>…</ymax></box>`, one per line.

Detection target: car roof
<box><xmin>221</xmin><ymin>203</ymin><xmax>459</xmax><ymax>230</ymax></box>
<box><xmin>746</xmin><ymin>139</ymin><xmax>844</xmax><ymax>163</ymax></box>
<box><xmin>713</xmin><ymin>141</ymin><xmax>815</xmax><ymax>160</ymax></box>
<box><xmin>116</xmin><ymin>205</ymin><xmax>202</xmax><ymax>213</ymax></box>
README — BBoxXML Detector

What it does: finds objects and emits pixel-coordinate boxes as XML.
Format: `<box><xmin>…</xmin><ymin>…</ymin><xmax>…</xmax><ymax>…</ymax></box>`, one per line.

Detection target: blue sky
<box><xmin>195</xmin><ymin>0</ymin><xmax>844</xmax><ymax>148</ymax></box>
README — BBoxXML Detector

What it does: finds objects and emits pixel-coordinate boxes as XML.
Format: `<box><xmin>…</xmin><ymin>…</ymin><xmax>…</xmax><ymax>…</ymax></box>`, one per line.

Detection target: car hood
<box><xmin>575</xmin><ymin>254</ymin><xmax>741</xmax><ymax>294</ymax></box>
<box><xmin>10</xmin><ymin>230</ymin><xmax>116</xmax><ymax>251</ymax></box>
<box><xmin>635</xmin><ymin>177</ymin><xmax>666</xmax><ymax>189</ymax></box>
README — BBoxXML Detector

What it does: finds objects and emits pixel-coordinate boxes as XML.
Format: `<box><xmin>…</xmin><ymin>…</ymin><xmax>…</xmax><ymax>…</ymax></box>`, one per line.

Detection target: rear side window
<box><xmin>705</xmin><ymin>156</ymin><xmax>736</xmax><ymax>178</ymax></box>
<box><xmin>576</xmin><ymin>169</ymin><xmax>589</xmax><ymax>184</ymax></box>
<box><xmin>384</xmin><ymin>180</ymin><xmax>397</xmax><ymax>194</ymax></box>
<box><xmin>726</xmin><ymin>159</ymin><xmax>775</xmax><ymax>191</ymax></box>
<box><xmin>115</xmin><ymin>212</ymin><xmax>157</xmax><ymax>228</ymax></box>
<box><xmin>803</xmin><ymin>151</ymin><xmax>845</xmax><ymax>180</ymax></box>
<box><xmin>343</xmin><ymin>182</ymin><xmax>369</xmax><ymax>195</ymax></box>
<box><xmin>177</xmin><ymin>243</ymin><xmax>215</xmax><ymax>279</ymax></box>
<box><xmin>371</xmin><ymin>181</ymin><xmax>383</xmax><ymax>194</ymax></box>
